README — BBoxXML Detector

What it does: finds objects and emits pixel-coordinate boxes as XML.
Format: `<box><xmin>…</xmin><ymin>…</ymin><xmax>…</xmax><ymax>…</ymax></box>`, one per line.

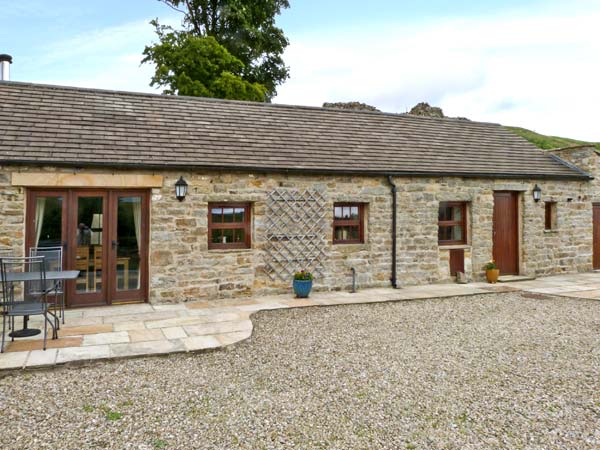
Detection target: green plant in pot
<box><xmin>484</xmin><ymin>260</ymin><xmax>500</xmax><ymax>283</ymax></box>
<box><xmin>293</xmin><ymin>270</ymin><xmax>313</xmax><ymax>298</ymax></box>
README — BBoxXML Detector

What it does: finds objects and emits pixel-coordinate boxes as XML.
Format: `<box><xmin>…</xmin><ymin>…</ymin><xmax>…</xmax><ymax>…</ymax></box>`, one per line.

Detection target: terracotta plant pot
<box><xmin>486</xmin><ymin>269</ymin><xmax>500</xmax><ymax>283</ymax></box>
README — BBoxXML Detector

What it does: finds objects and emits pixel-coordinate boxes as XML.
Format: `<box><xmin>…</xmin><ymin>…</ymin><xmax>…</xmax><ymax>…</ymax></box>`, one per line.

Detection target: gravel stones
<box><xmin>1</xmin><ymin>292</ymin><xmax>599</xmax><ymax>449</ymax></box>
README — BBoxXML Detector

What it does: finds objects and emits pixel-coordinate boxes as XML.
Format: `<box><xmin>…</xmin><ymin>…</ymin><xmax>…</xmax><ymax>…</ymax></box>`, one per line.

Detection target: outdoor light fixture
<box><xmin>532</xmin><ymin>184</ymin><xmax>542</xmax><ymax>202</ymax></box>
<box><xmin>175</xmin><ymin>176</ymin><xmax>188</xmax><ymax>202</ymax></box>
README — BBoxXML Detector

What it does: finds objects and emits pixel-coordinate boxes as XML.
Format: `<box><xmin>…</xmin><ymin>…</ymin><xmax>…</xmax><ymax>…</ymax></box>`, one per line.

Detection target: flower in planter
<box><xmin>294</xmin><ymin>270</ymin><xmax>313</xmax><ymax>281</ymax></box>
<box><xmin>483</xmin><ymin>260</ymin><xmax>497</xmax><ymax>271</ymax></box>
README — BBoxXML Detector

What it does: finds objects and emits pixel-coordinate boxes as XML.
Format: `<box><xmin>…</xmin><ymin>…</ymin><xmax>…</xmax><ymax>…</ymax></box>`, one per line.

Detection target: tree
<box><xmin>142</xmin><ymin>28</ymin><xmax>266</xmax><ymax>101</ymax></box>
<box><xmin>144</xmin><ymin>0</ymin><xmax>290</xmax><ymax>101</ymax></box>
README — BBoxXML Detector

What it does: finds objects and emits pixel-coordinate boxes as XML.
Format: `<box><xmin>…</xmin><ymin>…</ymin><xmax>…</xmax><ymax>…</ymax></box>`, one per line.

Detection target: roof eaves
<box><xmin>0</xmin><ymin>159</ymin><xmax>592</xmax><ymax>181</ymax></box>
<box><xmin>548</xmin><ymin>153</ymin><xmax>594</xmax><ymax>180</ymax></box>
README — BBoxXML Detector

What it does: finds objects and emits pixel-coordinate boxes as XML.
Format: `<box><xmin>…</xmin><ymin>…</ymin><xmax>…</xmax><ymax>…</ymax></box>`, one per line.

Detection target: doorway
<box><xmin>492</xmin><ymin>191</ymin><xmax>520</xmax><ymax>275</ymax></box>
<box><xmin>26</xmin><ymin>189</ymin><xmax>149</xmax><ymax>307</ymax></box>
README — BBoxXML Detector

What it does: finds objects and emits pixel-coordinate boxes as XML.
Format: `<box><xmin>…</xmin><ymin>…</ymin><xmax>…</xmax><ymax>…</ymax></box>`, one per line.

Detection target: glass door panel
<box><xmin>69</xmin><ymin>192</ymin><xmax>107</xmax><ymax>306</ymax></box>
<box><xmin>116</xmin><ymin>196</ymin><xmax>141</xmax><ymax>292</ymax></box>
<box><xmin>110</xmin><ymin>192</ymin><xmax>147</xmax><ymax>303</ymax></box>
<box><xmin>33</xmin><ymin>196</ymin><xmax>64</xmax><ymax>248</ymax></box>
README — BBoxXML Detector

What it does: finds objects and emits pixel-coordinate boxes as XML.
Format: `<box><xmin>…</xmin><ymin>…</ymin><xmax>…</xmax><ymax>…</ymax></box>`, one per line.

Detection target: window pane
<box><xmin>334</xmin><ymin>206</ymin><xmax>343</xmax><ymax>219</ymax></box>
<box><xmin>234</xmin><ymin>208</ymin><xmax>245</xmax><ymax>222</ymax></box>
<box><xmin>452</xmin><ymin>206</ymin><xmax>462</xmax><ymax>221</ymax></box>
<box><xmin>453</xmin><ymin>225</ymin><xmax>463</xmax><ymax>241</ymax></box>
<box><xmin>350</xmin><ymin>206</ymin><xmax>359</xmax><ymax>219</ymax></box>
<box><xmin>223</xmin><ymin>229</ymin><xmax>234</xmax><ymax>243</ymax></box>
<box><xmin>438</xmin><ymin>226</ymin><xmax>452</xmax><ymax>241</ymax></box>
<box><xmin>211</xmin><ymin>208</ymin><xmax>223</xmax><ymax>223</ymax></box>
<box><xmin>334</xmin><ymin>226</ymin><xmax>347</xmax><ymax>241</ymax></box>
<box><xmin>439</xmin><ymin>205</ymin><xmax>452</xmax><ymax>221</ymax></box>
<box><xmin>439</xmin><ymin>225</ymin><xmax>463</xmax><ymax>242</ymax></box>
<box><xmin>223</xmin><ymin>208</ymin><xmax>234</xmax><ymax>223</ymax></box>
<box><xmin>342</xmin><ymin>207</ymin><xmax>350</xmax><ymax>219</ymax></box>
<box><xmin>350</xmin><ymin>226</ymin><xmax>359</xmax><ymax>240</ymax></box>
<box><xmin>35</xmin><ymin>196</ymin><xmax>63</xmax><ymax>248</ymax></box>
<box><xmin>234</xmin><ymin>228</ymin><xmax>245</xmax><ymax>243</ymax></box>
<box><xmin>211</xmin><ymin>229</ymin><xmax>222</xmax><ymax>244</ymax></box>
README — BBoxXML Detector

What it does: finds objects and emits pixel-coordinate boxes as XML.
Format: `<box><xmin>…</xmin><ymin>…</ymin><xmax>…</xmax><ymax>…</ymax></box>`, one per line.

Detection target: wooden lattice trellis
<box><xmin>264</xmin><ymin>188</ymin><xmax>327</xmax><ymax>281</ymax></box>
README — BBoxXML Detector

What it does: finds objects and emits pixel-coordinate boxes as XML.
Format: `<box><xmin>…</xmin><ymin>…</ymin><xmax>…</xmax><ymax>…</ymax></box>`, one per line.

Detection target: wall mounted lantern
<box><xmin>175</xmin><ymin>176</ymin><xmax>188</xmax><ymax>202</ymax></box>
<box><xmin>532</xmin><ymin>184</ymin><xmax>542</xmax><ymax>202</ymax></box>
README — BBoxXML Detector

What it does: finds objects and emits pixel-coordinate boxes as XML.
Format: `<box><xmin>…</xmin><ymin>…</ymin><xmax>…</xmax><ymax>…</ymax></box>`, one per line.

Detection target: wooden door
<box><xmin>67</xmin><ymin>190</ymin><xmax>109</xmax><ymax>306</ymax></box>
<box><xmin>493</xmin><ymin>192</ymin><xmax>519</xmax><ymax>275</ymax></box>
<box><xmin>107</xmin><ymin>191</ymin><xmax>149</xmax><ymax>304</ymax></box>
<box><xmin>449</xmin><ymin>249</ymin><xmax>465</xmax><ymax>276</ymax></box>
<box><xmin>26</xmin><ymin>188</ymin><xmax>150</xmax><ymax>307</ymax></box>
<box><xmin>593</xmin><ymin>204</ymin><xmax>600</xmax><ymax>269</ymax></box>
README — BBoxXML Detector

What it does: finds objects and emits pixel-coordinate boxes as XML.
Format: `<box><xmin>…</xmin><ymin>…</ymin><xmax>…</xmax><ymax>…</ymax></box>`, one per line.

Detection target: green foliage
<box><xmin>483</xmin><ymin>260</ymin><xmax>497</xmax><ymax>271</ymax></box>
<box><xmin>153</xmin><ymin>439</ymin><xmax>168</xmax><ymax>449</ymax></box>
<box><xmin>100</xmin><ymin>405</ymin><xmax>123</xmax><ymax>421</ymax></box>
<box><xmin>143</xmin><ymin>29</ymin><xmax>267</xmax><ymax>101</ymax></box>
<box><xmin>506</xmin><ymin>126</ymin><xmax>600</xmax><ymax>151</ymax></box>
<box><xmin>144</xmin><ymin>0</ymin><xmax>290</xmax><ymax>100</ymax></box>
<box><xmin>294</xmin><ymin>270</ymin><xmax>313</xmax><ymax>281</ymax></box>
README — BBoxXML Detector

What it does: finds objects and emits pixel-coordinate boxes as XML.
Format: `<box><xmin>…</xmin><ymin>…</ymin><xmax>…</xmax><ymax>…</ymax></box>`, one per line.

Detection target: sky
<box><xmin>1</xmin><ymin>0</ymin><xmax>599</xmax><ymax>141</ymax></box>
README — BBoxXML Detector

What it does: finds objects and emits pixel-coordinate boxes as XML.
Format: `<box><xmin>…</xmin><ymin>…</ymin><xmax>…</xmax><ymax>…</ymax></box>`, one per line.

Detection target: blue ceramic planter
<box><xmin>293</xmin><ymin>279</ymin><xmax>313</xmax><ymax>298</ymax></box>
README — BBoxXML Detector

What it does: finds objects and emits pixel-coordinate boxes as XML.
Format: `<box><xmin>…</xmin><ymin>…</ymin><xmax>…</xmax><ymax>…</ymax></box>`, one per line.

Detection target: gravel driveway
<box><xmin>1</xmin><ymin>292</ymin><xmax>599</xmax><ymax>449</ymax></box>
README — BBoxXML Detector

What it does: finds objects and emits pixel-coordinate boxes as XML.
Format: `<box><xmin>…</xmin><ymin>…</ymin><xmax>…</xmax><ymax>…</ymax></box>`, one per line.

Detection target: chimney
<box><xmin>0</xmin><ymin>54</ymin><xmax>13</xmax><ymax>81</ymax></box>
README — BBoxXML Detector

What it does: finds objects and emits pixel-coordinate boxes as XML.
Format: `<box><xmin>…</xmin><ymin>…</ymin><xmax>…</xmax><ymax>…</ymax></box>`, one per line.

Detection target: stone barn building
<box><xmin>0</xmin><ymin>81</ymin><xmax>598</xmax><ymax>306</ymax></box>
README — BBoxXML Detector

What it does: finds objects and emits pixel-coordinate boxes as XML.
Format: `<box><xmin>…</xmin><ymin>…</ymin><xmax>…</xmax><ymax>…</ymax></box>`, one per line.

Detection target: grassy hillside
<box><xmin>506</xmin><ymin>126</ymin><xmax>600</xmax><ymax>151</ymax></box>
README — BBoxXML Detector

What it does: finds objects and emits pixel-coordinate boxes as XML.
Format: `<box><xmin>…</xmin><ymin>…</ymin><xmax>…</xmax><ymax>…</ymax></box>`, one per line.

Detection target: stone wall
<box><xmin>0</xmin><ymin>164</ymin><xmax>597</xmax><ymax>304</ymax></box>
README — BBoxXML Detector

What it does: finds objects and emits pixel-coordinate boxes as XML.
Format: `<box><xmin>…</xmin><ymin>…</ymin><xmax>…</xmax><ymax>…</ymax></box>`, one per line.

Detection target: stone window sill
<box><xmin>208</xmin><ymin>248</ymin><xmax>254</xmax><ymax>254</ymax></box>
<box><xmin>332</xmin><ymin>243</ymin><xmax>369</xmax><ymax>251</ymax></box>
<box><xmin>438</xmin><ymin>244</ymin><xmax>471</xmax><ymax>250</ymax></box>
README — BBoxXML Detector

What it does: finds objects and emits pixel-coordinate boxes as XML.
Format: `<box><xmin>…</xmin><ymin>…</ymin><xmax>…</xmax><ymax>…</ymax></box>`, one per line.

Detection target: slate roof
<box><xmin>0</xmin><ymin>81</ymin><xmax>590</xmax><ymax>180</ymax></box>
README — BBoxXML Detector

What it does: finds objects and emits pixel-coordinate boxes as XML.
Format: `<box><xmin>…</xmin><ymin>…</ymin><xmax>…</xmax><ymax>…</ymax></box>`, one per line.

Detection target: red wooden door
<box><xmin>493</xmin><ymin>192</ymin><xmax>519</xmax><ymax>275</ymax></box>
<box><xmin>593</xmin><ymin>204</ymin><xmax>600</xmax><ymax>269</ymax></box>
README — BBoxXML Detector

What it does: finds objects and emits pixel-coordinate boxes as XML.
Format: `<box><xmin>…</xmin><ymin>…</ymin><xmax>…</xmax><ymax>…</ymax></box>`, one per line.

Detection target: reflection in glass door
<box><xmin>30</xmin><ymin>193</ymin><xmax>65</xmax><ymax>248</ymax></box>
<box><xmin>70</xmin><ymin>192</ymin><xmax>107</xmax><ymax>306</ymax></box>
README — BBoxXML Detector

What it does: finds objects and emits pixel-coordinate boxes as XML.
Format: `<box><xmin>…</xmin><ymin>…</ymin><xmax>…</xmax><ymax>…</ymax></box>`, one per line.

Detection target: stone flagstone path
<box><xmin>1</xmin><ymin>272</ymin><xmax>599</xmax><ymax>371</ymax></box>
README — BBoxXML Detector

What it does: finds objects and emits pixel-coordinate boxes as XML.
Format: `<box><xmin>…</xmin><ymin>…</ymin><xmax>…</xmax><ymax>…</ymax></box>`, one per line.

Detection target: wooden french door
<box><xmin>26</xmin><ymin>189</ymin><xmax>149</xmax><ymax>307</ymax></box>
<box><xmin>492</xmin><ymin>191</ymin><xmax>520</xmax><ymax>275</ymax></box>
<box><xmin>593</xmin><ymin>204</ymin><xmax>600</xmax><ymax>269</ymax></box>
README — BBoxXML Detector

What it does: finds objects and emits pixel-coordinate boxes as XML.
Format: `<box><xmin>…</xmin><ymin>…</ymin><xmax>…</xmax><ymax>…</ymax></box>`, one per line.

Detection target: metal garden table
<box><xmin>1</xmin><ymin>270</ymin><xmax>80</xmax><ymax>337</ymax></box>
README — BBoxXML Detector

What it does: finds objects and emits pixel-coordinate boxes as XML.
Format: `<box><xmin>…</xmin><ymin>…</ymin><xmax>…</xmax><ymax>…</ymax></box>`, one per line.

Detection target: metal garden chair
<box><xmin>29</xmin><ymin>246</ymin><xmax>65</xmax><ymax>324</ymax></box>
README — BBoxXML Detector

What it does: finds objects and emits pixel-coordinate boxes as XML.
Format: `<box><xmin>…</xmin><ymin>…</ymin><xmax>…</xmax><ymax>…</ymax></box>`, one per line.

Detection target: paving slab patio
<box><xmin>1</xmin><ymin>272</ymin><xmax>599</xmax><ymax>370</ymax></box>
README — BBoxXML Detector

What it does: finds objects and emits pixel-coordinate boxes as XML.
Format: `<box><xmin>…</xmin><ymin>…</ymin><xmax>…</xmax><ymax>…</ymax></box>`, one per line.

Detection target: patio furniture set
<box><xmin>0</xmin><ymin>247</ymin><xmax>78</xmax><ymax>352</ymax></box>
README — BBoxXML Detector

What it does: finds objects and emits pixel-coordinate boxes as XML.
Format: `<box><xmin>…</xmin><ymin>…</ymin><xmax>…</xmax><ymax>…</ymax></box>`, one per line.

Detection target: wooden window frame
<box><xmin>333</xmin><ymin>202</ymin><xmax>365</xmax><ymax>244</ymax></box>
<box><xmin>208</xmin><ymin>202</ymin><xmax>251</xmax><ymax>250</ymax></box>
<box><xmin>545</xmin><ymin>201</ymin><xmax>557</xmax><ymax>230</ymax></box>
<box><xmin>438</xmin><ymin>201</ymin><xmax>467</xmax><ymax>245</ymax></box>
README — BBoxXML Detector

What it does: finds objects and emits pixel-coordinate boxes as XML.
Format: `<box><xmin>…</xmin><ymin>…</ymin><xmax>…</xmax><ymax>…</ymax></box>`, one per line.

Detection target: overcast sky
<box><xmin>1</xmin><ymin>0</ymin><xmax>599</xmax><ymax>141</ymax></box>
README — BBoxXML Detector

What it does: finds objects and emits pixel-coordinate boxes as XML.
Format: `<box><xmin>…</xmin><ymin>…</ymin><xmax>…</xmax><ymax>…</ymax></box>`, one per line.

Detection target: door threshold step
<box><xmin>497</xmin><ymin>275</ymin><xmax>536</xmax><ymax>283</ymax></box>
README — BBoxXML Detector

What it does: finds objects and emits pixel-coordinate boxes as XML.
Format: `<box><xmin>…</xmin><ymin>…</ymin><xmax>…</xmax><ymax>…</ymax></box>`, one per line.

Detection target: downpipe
<box><xmin>350</xmin><ymin>267</ymin><xmax>357</xmax><ymax>293</ymax></box>
<box><xmin>387</xmin><ymin>176</ymin><xmax>398</xmax><ymax>288</ymax></box>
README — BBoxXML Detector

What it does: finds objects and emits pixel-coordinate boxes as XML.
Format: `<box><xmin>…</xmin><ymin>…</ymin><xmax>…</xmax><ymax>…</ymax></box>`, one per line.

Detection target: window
<box><xmin>438</xmin><ymin>202</ymin><xmax>467</xmax><ymax>245</ymax></box>
<box><xmin>208</xmin><ymin>203</ymin><xmax>251</xmax><ymax>249</ymax></box>
<box><xmin>333</xmin><ymin>203</ymin><xmax>364</xmax><ymax>244</ymax></box>
<box><xmin>545</xmin><ymin>202</ymin><xmax>557</xmax><ymax>230</ymax></box>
